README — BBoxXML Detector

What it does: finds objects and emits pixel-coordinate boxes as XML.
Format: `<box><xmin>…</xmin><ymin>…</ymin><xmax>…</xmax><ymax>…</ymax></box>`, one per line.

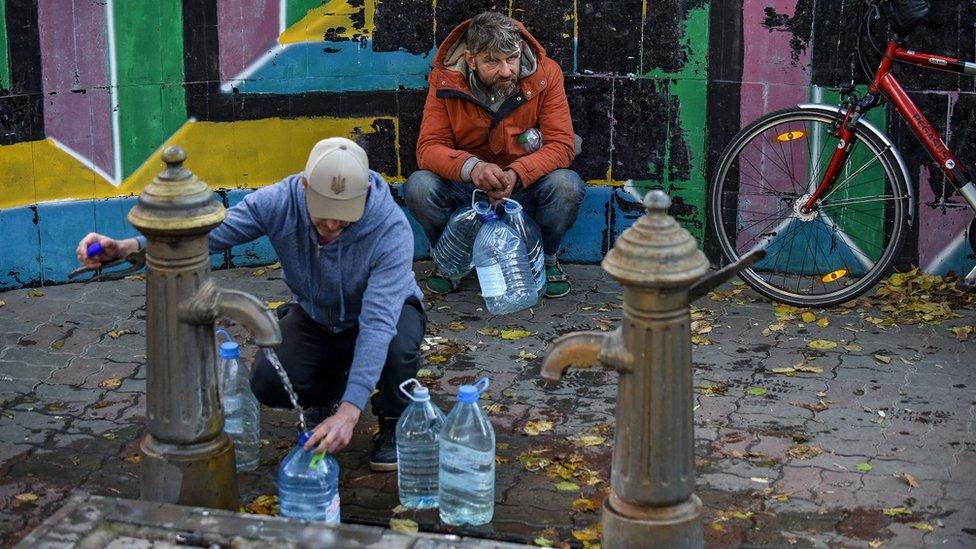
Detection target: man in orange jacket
<box><xmin>404</xmin><ymin>11</ymin><xmax>585</xmax><ymax>298</ymax></box>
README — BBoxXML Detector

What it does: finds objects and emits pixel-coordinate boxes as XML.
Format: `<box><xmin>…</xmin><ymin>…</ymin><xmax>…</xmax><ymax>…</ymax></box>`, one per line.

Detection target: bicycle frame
<box><xmin>803</xmin><ymin>39</ymin><xmax>976</xmax><ymax>214</ymax></box>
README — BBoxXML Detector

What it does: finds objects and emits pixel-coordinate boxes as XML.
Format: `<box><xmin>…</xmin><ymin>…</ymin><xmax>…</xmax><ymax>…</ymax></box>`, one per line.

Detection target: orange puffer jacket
<box><xmin>416</xmin><ymin>19</ymin><xmax>576</xmax><ymax>187</ymax></box>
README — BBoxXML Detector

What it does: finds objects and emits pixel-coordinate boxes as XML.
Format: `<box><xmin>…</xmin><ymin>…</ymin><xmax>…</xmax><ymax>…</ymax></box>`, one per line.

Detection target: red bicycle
<box><xmin>709</xmin><ymin>0</ymin><xmax>976</xmax><ymax>307</ymax></box>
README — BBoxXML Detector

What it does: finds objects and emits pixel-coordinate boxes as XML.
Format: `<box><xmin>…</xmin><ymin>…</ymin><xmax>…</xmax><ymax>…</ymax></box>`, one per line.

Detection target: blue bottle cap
<box><xmin>298</xmin><ymin>431</ymin><xmax>310</xmax><ymax>446</ymax></box>
<box><xmin>481</xmin><ymin>210</ymin><xmax>498</xmax><ymax>222</ymax></box>
<box><xmin>86</xmin><ymin>241</ymin><xmax>103</xmax><ymax>257</ymax></box>
<box><xmin>458</xmin><ymin>385</ymin><xmax>479</xmax><ymax>403</ymax></box>
<box><xmin>219</xmin><ymin>341</ymin><xmax>239</xmax><ymax>359</ymax></box>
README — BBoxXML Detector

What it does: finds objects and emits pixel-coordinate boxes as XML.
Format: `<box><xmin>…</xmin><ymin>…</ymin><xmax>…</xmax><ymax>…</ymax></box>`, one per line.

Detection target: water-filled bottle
<box><xmin>431</xmin><ymin>190</ymin><xmax>491</xmax><ymax>279</ymax></box>
<box><xmin>518</xmin><ymin>128</ymin><xmax>542</xmax><ymax>152</ymax></box>
<box><xmin>396</xmin><ymin>378</ymin><xmax>447</xmax><ymax>509</ymax></box>
<box><xmin>217</xmin><ymin>329</ymin><xmax>260</xmax><ymax>472</ymax></box>
<box><xmin>473</xmin><ymin>209</ymin><xmax>539</xmax><ymax>315</ymax></box>
<box><xmin>501</xmin><ymin>199</ymin><xmax>545</xmax><ymax>298</ymax></box>
<box><xmin>278</xmin><ymin>431</ymin><xmax>341</xmax><ymax>523</ymax></box>
<box><xmin>439</xmin><ymin>377</ymin><xmax>495</xmax><ymax>526</ymax></box>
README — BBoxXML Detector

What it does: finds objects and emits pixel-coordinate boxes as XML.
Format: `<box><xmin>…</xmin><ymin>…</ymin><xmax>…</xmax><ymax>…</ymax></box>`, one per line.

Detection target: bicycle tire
<box><xmin>709</xmin><ymin>106</ymin><xmax>911</xmax><ymax>307</ymax></box>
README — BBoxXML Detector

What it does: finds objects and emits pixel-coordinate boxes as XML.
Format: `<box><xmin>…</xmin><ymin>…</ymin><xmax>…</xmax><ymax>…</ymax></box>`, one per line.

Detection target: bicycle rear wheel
<box><xmin>710</xmin><ymin>106</ymin><xmax>910</xmax><ymax>307</ymax></box>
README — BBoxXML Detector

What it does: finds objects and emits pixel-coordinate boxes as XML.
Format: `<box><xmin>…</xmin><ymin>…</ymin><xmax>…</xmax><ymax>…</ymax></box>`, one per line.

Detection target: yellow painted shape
<box><xmin>279</xmin><ymin>0</ymin><xmax>375</xmax><ymax>45</ymax></box>
<box><xmin>0</xmin><ymin>116</ymin><xmax>397</xmax><ymax>209</ymax></box>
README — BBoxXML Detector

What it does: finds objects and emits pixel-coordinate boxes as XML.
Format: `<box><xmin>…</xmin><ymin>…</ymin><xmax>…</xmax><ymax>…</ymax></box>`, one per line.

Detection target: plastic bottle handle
<box><xmin>473</xmin><ymin>376</ymin><xmax>490</xmax><ymax>394</ymax></box>
<box><xmin>399</xmin><ymin>378</ymin><xmax>421</xmax><ymax>401</ymax></box>
<box><xmin>215</xmin><ymin>329</ymin><xmax>233</xmax><ymax>345</ymax></box>
<box><xmin>501</xmin><ymin>197</ymin><xmax>522</xmax><ymax>212</ymax></box>
<box><xmin>471</xmin><ymin>188</ymin><xmax>489</xmax><ymax>209</ymax></box>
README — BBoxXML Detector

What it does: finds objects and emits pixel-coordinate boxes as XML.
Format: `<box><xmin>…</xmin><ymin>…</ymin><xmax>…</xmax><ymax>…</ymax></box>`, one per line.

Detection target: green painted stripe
<box><xmin>113</xmin><ymin>0</ymin><xmax>186</xmax><ymax>178</ymax></box>
<box><xmin>287</xmin><ymin>0</ymin><xmax>327</xmax><ymax>28</ymax></box>
<box><xmin>0</xmin><ymin>0</ymin><xmax>10</xmax><ymax>90</ymax></box>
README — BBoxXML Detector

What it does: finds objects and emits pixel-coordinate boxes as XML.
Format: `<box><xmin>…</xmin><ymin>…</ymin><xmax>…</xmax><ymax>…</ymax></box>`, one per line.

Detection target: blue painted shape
<box><xmin>225</xmin><ymin>190</ymin><xmax>277</xmax><ymax>267</ymax></box>
<box><xmin>0</xmin><ymin>206</ymin><xmax>41</xmax><ymax>290</ymax></box>
<box><xmin>232</xmin><ymin>41</ymin><xmax>435</xmax><ymax>94</ymax></box>
<box><xmin>754</xmin><ymin>217</ymin><xmax>870</xmax><ymax>276</ymax></box>
<box><xmin>559</xmin><ymin>186</ymin><xmax>612</xmax><ymax>263</ymax></box>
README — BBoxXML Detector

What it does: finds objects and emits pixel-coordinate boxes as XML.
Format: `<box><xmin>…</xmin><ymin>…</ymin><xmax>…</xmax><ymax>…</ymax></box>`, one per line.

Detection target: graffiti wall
<box><xmin>0</xmin><ymin>0</ymin><xmax>972</xmax><ymax>289</ymax></box>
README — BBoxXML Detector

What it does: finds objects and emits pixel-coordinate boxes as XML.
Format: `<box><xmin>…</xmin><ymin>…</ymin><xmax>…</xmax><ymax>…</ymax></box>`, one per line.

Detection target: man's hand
<box><xmin>471</xmin><ymin>162</ymin><xmax>507</xmax><ymax>193</ymax></box>
<box><xmin>76</xmin><ymin>233</ymin><xmax>139</xmax><ymax>269</ymax></box>
<box><xmin>304</xmin><ymin>402</ymin><xmax>361</xmax><ymax>454</ymax></box>
<box><xmin>487</xmin><ymin>169</ymin><xmax>519</xmax><ymax>203</ymax></box>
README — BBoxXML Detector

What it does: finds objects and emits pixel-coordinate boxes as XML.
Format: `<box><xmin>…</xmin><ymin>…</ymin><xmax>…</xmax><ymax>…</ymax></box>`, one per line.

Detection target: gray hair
<box><xmin>466</xmin><ymin>11</ymin><xmax>521</xmax><ymax>56</ymax></box>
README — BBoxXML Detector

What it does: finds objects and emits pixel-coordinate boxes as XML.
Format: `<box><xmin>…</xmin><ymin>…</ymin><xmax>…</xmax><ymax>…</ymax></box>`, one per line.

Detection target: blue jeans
<box><xmin>404</xmin><ymin>169</ymin><xmax>586</xmax><ymax>256</ymax></box>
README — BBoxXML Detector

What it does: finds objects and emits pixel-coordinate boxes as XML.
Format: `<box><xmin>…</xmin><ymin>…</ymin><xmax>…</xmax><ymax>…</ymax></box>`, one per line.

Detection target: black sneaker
<box><xmin>369</xmin><ymin>416</ymin><xmax>399</xmax><ymax>472</ymax></box>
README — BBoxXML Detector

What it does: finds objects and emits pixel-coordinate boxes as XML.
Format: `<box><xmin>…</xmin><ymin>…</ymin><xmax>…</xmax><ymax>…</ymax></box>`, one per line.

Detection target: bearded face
<box><xmin>467</xmin><ymin>48</ymin><xmax>521</xmax><ymax>98</ymax></box>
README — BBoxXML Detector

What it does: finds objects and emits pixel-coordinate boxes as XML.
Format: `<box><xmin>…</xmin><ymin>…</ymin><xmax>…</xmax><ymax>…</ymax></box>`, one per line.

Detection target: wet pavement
<box><xmin>0</xmin><ymin>261</ymin><xmax>973</xmax><ymax>548</ymax></box>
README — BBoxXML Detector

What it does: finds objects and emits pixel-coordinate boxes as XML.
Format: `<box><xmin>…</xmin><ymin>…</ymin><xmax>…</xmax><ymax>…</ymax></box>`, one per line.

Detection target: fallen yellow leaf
<box><xmin>524</xmin><ymin>419</ymin><xmax>554</xmax><ymax>436</ymax></box>
<box><xmin>389</xmin><ymin>518</ymin><xmax>419</xmax><ymax>533</ymax></box>
<box><xmin>572</xmin><ymin>525</ymin><xmax>601</xmax><ymax>542</ymax></box>
<box><xmin>553</xmin><ymin>481</ymin><xmax>579</xmax><ymax>492</ymax></box>
<box><xmin>0</xmin><ymin>300</ymin><xmax>5</xmax><ymax>307</ymax></box>
<box><xmin>266</xmin><ymin>301</ymin><xmax>285</xmax><ymax>310</ymax></box>
<box><xmin>844</xmin><ymin>343</ymin><xmax>863</xmax><ymax>352</ymax></box>
<box><xmin>808</xmin><ymin>339</ymin><xmax>838</xmax><ymax>350</ymax></box>
<box><xmin>447</xmin><ymin>321</ymin><xmax>466</xmax><ymax>331</ymax></box>
<box><xmin>801</xmin><ymin>312</ymin><xmax>817</xmax><ymax>323</ymax></box>
<box><xmin>243</xmin><ymin>494</ymin><xmax>279</xmax><ymax>516</ymax></box>
<box><xmin>874</xmin><ymin>354</ymin><xmax>892</xmax><ymax>364</ymax></box>
<box><xmin>882</xmin><ymin>506</ymin><xmax>911</xmax><ymax>516</ymax></box>
<box><xmin>28</xmin><ymin>289</ymin><xmax>44</xmax><ymax>298</ymax></box>
<box><xmin>794</xmin><ymin>364</ymin><xmax>823</xmax><ymax>374</ymax></box>
<box><xmin>567</xmin><ymin>434</ymin><xmax>605</xmax><ymax>447</ymax></box>
<box><xmin>123</xmin><ymin>453</ymin><xmax>141</xmax><ymax>464</ymax></box>
<box><xmin>99</xmin><ymin>378</ymin><xmax>123</xmax><ymax>389</ymax></box>
<box><xmin>251</xmin><ymin>268</ymin><xmax>266</xmax><ymax>277</ymax></box>
<box><xmin>477</xmin><ymin>327</ymin><xmax>500</xmax><ymax>336</ymax></box>
<box><xmin>416</xmin><ymin>368</ymin><xmax>433</xmax><ymax>378</ymax></box>
<box><xmin>500</xmin><ymin>329</ymin><xmax>531</xmax><ymax>340</ymax></box>
<box><xmin>14</xmin><ymin>492</ymin><xmax>39</xmax><ymax>503</ymax></box>
<box><xmin>572</xmin><ymin>497</ymin><xmax>600</xmax><ymax>512</ymax></box>
<box><xmin>518</xmin><ymin>350</ymin><xmax>539</xmax><ymax>360</ymax></box>
<box><xmin>533</xmin><ymin>537</ymin><xmax>555</xmax><ymax>547</ymax></box>
<box><xmin>816</xmin><ymin>317</ymin><xmax>830</xmax><ymax>328</ymax></box>
<box><xmin>106</xmin><ymin>329</ymin><xmax>134</xmax><ymax>339</ymax></box>
<box><xmin>909</xmin><ymin>522</ymin><xmax>934</xmax><ymax>532</ymax></box>
<box><xmin>868</xmin><ymin>540</ymin><xmax>884</xmax><ymax>548</ymax></box>
<box><xmin>267</xmin><ymin>262</ymin><xmax>282</xmax><ymax>270</ymax></box>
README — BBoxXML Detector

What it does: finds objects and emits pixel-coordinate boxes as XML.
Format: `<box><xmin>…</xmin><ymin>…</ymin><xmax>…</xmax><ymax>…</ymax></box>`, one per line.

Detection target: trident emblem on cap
<box><xmin>331</xmin><ymin>175</ymin><xmax>346</xmax><ymax>195</ymax></box>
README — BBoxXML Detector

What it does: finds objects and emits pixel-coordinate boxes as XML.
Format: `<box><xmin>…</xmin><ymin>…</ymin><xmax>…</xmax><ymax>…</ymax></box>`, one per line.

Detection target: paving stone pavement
<box><xmin>0</xmin><ymin>261</ymin><xmax>973</xmax><ymax>548</ymax></box>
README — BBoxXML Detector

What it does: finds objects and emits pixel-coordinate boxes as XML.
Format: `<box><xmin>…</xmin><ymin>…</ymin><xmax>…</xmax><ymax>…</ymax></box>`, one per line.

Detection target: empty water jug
<box><xmin>432</xmin><ymin>190</ymin><xmax>491</xmax><ymax>279</ymax></box>
<box><xmin>438</xmin><ymin>377</ymin><xmax>495</xmax><ymax>526</ymax></box>
<box><xmin>473</xmin><ymin>209</ymin><xmax>538</xmax><ymax>315</ymax></box>
<box><xmin>278</xmin><ymin>431</ymin><xmax>341</xmax><ymax>523</ymax></box>
<box><xmin>396</xmin><ymin>378</ymin><xmax>447</xmax><ymax>509</ymax></box>
<box><xmin>501</xmin><ymin>198</ymin><xmax>545</xmax><ymax>298</ymax></box>
<box><xmin>217</xmin><ymin>329</ymin><xmax>260</xmax><ymax>472</ymax></box>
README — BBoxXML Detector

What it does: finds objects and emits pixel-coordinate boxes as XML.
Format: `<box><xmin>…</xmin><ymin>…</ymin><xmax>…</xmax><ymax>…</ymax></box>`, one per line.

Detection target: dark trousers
<box><xmin>249</xmin><ymin>297</ymin><xmax>426</xmax><ymax>419</ymax></box>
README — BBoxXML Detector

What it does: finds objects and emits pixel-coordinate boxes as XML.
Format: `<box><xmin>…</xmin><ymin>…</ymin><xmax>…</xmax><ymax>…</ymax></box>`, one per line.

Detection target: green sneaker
<box><xmin>425</xmin><ymin>271</ymin><xmax>460</xmax><ymax>295</ymax></box>
<box><xmin>544</xmin><ymin>262</ymin><xmax>571</xmax><ymax>298</ymax></box>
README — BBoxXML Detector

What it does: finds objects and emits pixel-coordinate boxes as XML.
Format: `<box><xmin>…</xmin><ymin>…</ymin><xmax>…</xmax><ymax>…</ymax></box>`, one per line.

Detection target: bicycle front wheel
<box><xmin>710</xmin><ymin>107</ymin><xmax>910</xmax><ymax>307</ymax></box>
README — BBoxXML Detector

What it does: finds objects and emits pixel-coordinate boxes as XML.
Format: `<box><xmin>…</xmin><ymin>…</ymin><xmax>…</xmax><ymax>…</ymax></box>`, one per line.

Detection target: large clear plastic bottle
<box><xmin>431</xmin><ymin>191</ymin><xmax>491</xmax><ymax>279</ymax></box>
<box><xmin>217</xmin><ymin>329</ymin><xmax>260</xmax><ymax>472</ymax></box>
<box><xmin>473</xmin><ymin>209</ymin><xmax>539</xmax><ymax>315</ymax></box>
<box><xmin>501</xmin><ymin>198</ymin><xmax>546</xmax><ymax>298</ymax></box>
<box><xmin>278</xmin><ymin>431</ymin><xmax>341</xmax><ymax>523</ymax></box>
<box><xmin>438</xmin><ymin>377</ymin><xmax>495</xmax><ymax>526</ymax></box>
<box><xmin>396</xmin><ymin>378</ymin><xmax>447</xmax><ymax>509</ymax></box>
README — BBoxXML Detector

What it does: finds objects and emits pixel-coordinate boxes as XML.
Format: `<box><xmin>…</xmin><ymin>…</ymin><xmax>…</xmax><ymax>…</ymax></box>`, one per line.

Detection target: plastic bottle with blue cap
<box><xmin>473</xmin><ymin>206</ymin><xmax>538</xmax><ymax>315</ymax></box>
<box><xmin>216</xmin><ymin>329</ymin><xmax>260</xmax><ymax>472</ymax></box>
<box><xmin>431</xmin><ymin>190</ymin><xmax>491</xmax><ymax>279</ymax></box>
<box><xmin>396</xmin><ymin>378</ymin><xmax>446</xmax><ymax>509</ymax></box>
<box><xmin>278</xmin><ymin>430</ymin><xmax>341</xmax><ymax>523</ymax></box>
<box><xmin>500</xmin><ymin>198</ymin><xmax>545</xmax><ymax>298</ymax></box>
<box><xmin>438</xmin><ymin>377</ymin><xmax>495</xmax><ymax>525</ymax></box>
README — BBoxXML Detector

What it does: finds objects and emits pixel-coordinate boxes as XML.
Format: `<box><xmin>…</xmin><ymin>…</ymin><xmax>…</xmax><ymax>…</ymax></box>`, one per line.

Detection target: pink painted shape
<box><xmin>217</xmin><ymin>0</ymin><xmax>281</xmax><ymax>82</ymax></box>
<box><xmin>37</xmin><ymin>0</ymin><xmax>114</xmax><ymax>177</ymax></box>
<box><xmin>739</xmin><ymin>1</ymin><xmax>811</xmax><ymax>128</ymax></box>
<box><xmin>916</xmin><ymin>164</ymin><xmax>971</xmax><ymax>268</ymax></box>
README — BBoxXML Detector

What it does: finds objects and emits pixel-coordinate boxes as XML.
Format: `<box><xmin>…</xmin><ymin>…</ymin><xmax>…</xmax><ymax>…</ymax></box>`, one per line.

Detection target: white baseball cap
<box><xmin>303</xmin><ymin>137</ymin><xmax>370</xmax><ymax>222</ymax></box>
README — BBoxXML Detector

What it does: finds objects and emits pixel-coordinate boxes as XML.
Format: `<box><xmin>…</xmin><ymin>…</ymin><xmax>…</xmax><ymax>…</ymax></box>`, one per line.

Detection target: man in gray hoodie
<box><xmin>76</xmin><ymin>137</ymin><xmax>425</xmax><ymax>472</ymax></box>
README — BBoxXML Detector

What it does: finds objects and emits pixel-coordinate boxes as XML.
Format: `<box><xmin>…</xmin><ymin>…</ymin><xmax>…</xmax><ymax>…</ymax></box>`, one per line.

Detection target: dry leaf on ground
<box><xmin>243</xmin><ymin>494</ymin><xmax>279</xmax><ymax>516</ymax></box>
<box><xmin>572</xmin><ymin>497</ymin><xmax>600</xmax><ymax>512</ymax></box>
<box><xmin>99</xmin><ymin>378</ymin><xmax>123</xmax><ymax>389</ymax></box>
<box><xmin>14</xmin><ymin>493</ymin><xmax>39</xmax><ymax>503</ymax></box>
<box><xmin>808</xmin><ymin>339</ymin><xmax>838</xmax><ymax>350</ymax></box>
<box><xmin>500</xmin><ymin>329</ymin><xmax>531</xmax><ymax>340</ymax></box>
<box><xmin>389</xmin><ymin>518</ymin><xmax>419</xmax><ymax>533</ymax></box>
<box><xmin>523</xmin><ymin>419</ymin><xmax>554</xmax><ymax>436</ymax></box>
<box><xmin>447</xmin><ymin>321</ymin><xmax>466</xmax><ymax>331</ymax></box>
<box><xmin>106</xmin><ymin>329</ymin><xmax>134</xmax><ymax>339</ymax></box>
<box><xmin>787</xmin><ymin>444</ymin><xmax>824</xmax><ymax>460</ymax></box>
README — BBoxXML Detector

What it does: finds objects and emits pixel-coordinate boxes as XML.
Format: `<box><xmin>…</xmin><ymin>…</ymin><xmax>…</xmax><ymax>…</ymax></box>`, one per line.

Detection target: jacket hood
<box><xmin>432</xmin><ymin>19</ymin><xmax>547</xmax><ymax>83</ymax></box>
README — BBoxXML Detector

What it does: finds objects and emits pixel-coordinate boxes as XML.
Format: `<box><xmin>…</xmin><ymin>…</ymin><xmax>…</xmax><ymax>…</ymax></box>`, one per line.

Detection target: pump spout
<box><xmin>180</xmin><ymin>279</ymin><xmax>282</xmax><ymax>347</ymax></box>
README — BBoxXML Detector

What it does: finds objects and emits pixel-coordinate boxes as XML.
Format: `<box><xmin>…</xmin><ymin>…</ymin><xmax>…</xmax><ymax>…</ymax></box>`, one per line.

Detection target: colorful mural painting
<box><xmin>0</xmin><ymin>0</ymin><xmax>973</xmax><ymax>290</ymax></box>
